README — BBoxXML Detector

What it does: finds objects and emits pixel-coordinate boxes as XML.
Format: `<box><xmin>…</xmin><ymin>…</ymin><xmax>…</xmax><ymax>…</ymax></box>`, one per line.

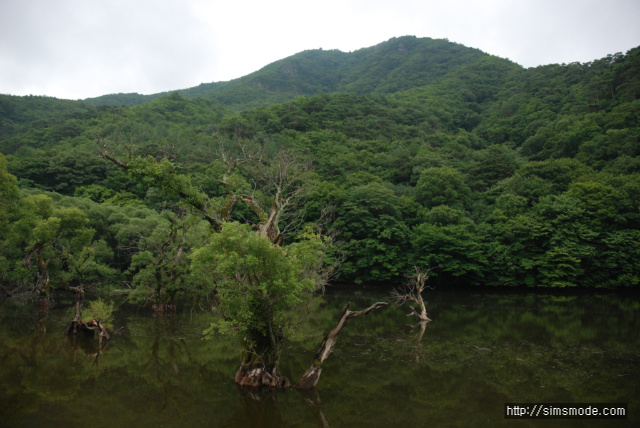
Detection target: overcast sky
<box><xmin>1</xmin><ymin>0</ymin><xmax>639</xmax><ymax>100</ymax></box>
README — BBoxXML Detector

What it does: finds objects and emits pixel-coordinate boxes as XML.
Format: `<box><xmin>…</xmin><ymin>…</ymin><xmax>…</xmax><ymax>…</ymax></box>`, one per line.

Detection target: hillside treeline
<box><xmin>1</xmin><ymin>37</ymin><xmax>639</xmax><ymax>305</ymax></box>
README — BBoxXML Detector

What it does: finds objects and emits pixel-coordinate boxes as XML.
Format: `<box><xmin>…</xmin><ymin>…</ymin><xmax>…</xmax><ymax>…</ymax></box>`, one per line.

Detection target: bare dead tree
<box><xmin>239</xmin><ymin>149</ymin><xmax>313</xmax><ymax>245</ymax></box>
<box><xmin>391</xmin><ymin>266</ymin><xmax>436</xmax><ymax>322</ymax></box>
<box><xmin>214</xmin><ymin>147</ymin><xmax>313</xmax><ymax>245</ymax></box>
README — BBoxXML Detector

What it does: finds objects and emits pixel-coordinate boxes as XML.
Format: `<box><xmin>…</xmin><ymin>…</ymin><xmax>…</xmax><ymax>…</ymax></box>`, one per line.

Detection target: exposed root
<box><xmin>235</xmin><ymin>364</ymin><xmax>292</xmax><ymax>389</ymax></box>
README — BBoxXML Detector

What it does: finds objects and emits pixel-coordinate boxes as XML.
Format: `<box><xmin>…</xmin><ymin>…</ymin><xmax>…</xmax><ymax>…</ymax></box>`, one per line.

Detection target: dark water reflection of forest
<box><xmin>1</xmin><ymin>288</ymin><xmax>638</xmax><ymax>427</ymax></box>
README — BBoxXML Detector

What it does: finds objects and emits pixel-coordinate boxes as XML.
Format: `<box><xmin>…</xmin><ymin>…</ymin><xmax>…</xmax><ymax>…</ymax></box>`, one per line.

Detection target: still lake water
<box><xmin>0</xmin><ymin>287</ymin><xmax>638</xmax><ymax>428</ymax></box>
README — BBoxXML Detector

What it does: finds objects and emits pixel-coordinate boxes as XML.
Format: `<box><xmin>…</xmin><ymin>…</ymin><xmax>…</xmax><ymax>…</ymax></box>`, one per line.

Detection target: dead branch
<box><xmin>99</xmin><ymin>147</ymin><xmax>130</xmax><ymax>170</ymax></box>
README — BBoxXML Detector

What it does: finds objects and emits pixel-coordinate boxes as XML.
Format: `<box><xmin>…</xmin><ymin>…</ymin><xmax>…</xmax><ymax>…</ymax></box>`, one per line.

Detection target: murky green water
<box><xmin>1</xmin><ymin>288</ymin><xmax>638</xmax><ymax>427</ymax></box>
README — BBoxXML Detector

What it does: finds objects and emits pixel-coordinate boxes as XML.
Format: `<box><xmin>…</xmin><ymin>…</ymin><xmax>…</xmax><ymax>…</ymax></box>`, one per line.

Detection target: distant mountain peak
<box><xmin>84</xmin><ymin>36</ymin><xmax>515</xmax><ymax>109</ymax></box>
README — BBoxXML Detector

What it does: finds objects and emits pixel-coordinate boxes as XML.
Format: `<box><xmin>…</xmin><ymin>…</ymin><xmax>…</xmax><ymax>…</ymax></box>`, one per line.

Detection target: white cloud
<box><xmin>1</xmin><ymin>0</ymin><xmax>639</xmax><ymax>99</ymax></box>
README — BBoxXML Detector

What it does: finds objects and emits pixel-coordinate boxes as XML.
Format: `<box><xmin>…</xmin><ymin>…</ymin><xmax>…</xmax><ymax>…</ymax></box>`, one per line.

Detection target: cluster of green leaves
<box><xmin>193</xmin><ymin>223</ymin><xmax>323</xmax><ymax>342</ymax></box>
<box><xmin>82</xmin><ymin>298</ymin><xmax>115</xmax><ymax>325</ymax></box>
<box><xmin>120</xmin><ymin>210</ymin><xmax>209</xmax><ymax>305</ymax></box>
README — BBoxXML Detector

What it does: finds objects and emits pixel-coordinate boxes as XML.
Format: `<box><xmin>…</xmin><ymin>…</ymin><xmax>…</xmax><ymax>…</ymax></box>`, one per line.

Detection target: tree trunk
<box><xmin>235</xmin><ymin>349</ymin><xmax>291</xmax><ymax>388</ymax></box>
<box><xmin>64</xmin><ymin>300</ymin><xmax>85</xmax><ymax>336</ymax></box>
<box><xmin>296</xmin><ymin>301</ymin><xmax>387</xmax><ymax>390</ymax></box>
<box><xmin>234</xmin><ymin>363</ymin><xmax>292</xmax><ymax>389</ymax></box>
<box><xmin>24</xmin><ymin>242</ymin><xmax>56</xmax><ymax>308</ymax></box>
<box><xmin>234</xmin><ymin>327</ymin><xmax>292</xmax><ymax>389</ymax></box>
<box><xmin>412</xmin><ymin>291</ymin><xmax>431</xmax><ymax>322</ymax></box>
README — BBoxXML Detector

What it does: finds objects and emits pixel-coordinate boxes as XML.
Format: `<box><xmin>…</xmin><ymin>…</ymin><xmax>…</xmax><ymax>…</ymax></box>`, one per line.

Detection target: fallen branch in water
<box><xmin>296</xmin><ymin>301</ymin><xmax>388</xmax><ymax>390</ymax></box>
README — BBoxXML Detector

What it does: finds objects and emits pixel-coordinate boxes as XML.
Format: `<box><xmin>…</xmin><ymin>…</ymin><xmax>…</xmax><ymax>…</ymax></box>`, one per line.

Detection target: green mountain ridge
<box><xmin>81</xmin><ymin>36</ymin><xmax>512</xmax><ymax>109</ymax></box>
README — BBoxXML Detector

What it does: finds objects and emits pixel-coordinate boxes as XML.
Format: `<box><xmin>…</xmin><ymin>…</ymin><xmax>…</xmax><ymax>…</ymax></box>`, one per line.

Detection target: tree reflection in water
<box><xmin>0</xmin><ymin>291</ymin><xmax>639</xmax><ymax>428</ymax></box>
<box><xmin>231</xmin><ymin>386</ymin><xmax>332</xmax><ymax>428</ymax></box>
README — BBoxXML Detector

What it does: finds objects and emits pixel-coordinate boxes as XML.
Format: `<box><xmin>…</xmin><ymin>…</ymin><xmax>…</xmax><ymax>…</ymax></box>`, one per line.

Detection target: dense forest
<box><xmin>2</xmin><ymin>35</ymin><xmax>640</xmax><ymax>311</ymax></box>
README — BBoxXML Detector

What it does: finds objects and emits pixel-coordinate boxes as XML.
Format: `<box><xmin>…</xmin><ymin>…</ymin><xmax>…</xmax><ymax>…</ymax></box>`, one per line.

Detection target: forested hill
<box><xmin>82</xmin><ymin>36</ymin><xmax>510</xmax><ymax>110</ymax></box>
<box><xmin>1</xmin><ymin>36</ymin><xmax>640</xmax><ymax>298</ymax></box>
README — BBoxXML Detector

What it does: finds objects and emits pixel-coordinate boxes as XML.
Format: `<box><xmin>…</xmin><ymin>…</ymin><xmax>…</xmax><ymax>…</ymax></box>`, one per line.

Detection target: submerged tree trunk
<box><xmin>65</xmin><ymin>300</ymin><xmax>86</xmax><ymax>336</ymax></box>
<box><xmin>411</xmin><ymin>291</ymin><xmax>431</xmax><ymax>322</ymax></box>
<box><xmin>296</xmin><ymin>301</ymin><xmax>388</xmax><ymax>390</ymax></box>
<box><xmin>235</xmin><ymin>363</ymin><xmax>292</xmax><ymax>389</ymax></box>
<box><xmin>234</xmin><ymin>326</ymin><xmax>292</xmax><ymax>389</ymax></box>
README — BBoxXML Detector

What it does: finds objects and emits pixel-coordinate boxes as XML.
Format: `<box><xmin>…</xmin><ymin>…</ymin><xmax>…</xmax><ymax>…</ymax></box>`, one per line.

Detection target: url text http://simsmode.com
<box><xmin>504</xmin><ymin>403</ymin><xmax>627</xmax><ymax>419</ymax></box>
